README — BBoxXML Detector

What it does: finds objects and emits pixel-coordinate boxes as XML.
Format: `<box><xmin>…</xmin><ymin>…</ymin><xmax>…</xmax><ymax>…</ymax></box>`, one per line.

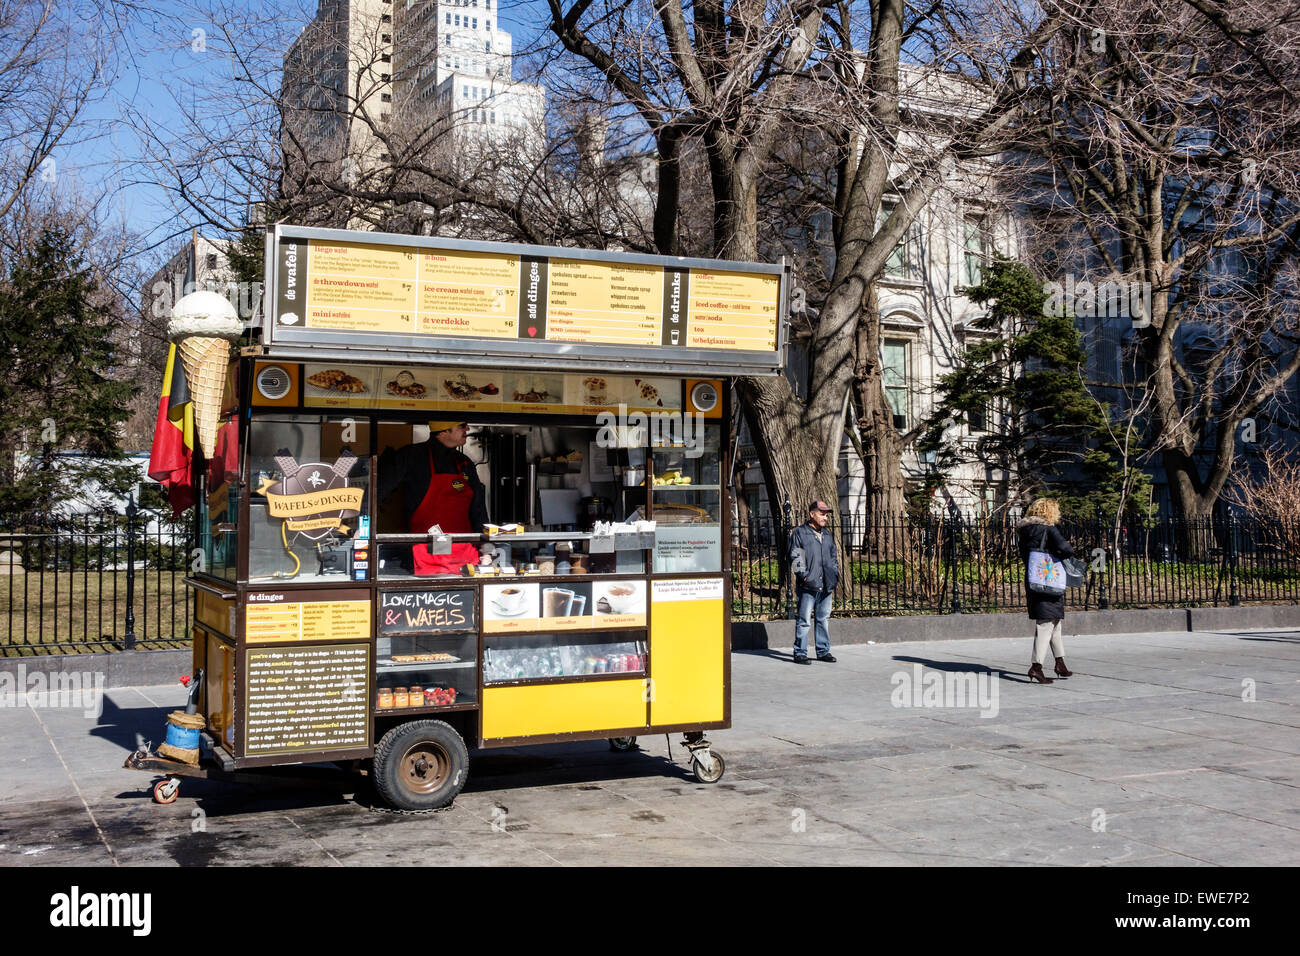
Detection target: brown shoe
<box><xmin>1053</xmin><ymin>657</ymin><xmax>1072</xmax><ymax>678</ymax></box>
<box><xmin>1027</xmin><ymin>663</ymin><xmax>1054</xmax><ymax>684</ymax></box>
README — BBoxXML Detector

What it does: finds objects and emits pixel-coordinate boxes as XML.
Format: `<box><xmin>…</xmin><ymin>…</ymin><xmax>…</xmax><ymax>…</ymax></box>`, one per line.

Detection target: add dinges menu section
<box><xmin>518</xmin><ymin>255</ymin><xmax>548</xmax><ymax>340</ymax></box>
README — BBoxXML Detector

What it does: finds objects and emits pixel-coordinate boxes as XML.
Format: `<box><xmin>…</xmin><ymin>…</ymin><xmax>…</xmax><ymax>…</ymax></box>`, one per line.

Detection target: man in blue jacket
<box><xmin>788</xmin><ymin>500</ymin><xmax>839</xmax><ymax>664</ymax></box>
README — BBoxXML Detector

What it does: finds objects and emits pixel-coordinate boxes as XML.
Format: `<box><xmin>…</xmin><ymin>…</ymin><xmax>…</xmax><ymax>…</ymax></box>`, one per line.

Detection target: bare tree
<box><xmin>545</xmin><ymin>1</ymin><xmax>1062</xmax><ymax>538</ymax></box>
<box><xmin>1015</xmin><ymin>1</ymin><xmax>1300</xmax><ymax>517</ymax></box>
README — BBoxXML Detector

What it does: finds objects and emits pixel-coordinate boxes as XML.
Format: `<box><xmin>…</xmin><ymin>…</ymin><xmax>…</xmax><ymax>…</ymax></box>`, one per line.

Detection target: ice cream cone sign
<box><xmin>168</xmin><ymin>291</ymin><xmax>242</xmax><ymax>458</ymax></box>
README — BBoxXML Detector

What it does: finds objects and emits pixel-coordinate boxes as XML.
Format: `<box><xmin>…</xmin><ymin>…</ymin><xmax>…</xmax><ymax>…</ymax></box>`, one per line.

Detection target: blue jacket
<box><xmin>790</xmin><ymin>522</ymin><xmax>840</xmax><ymax>593</ymax></box>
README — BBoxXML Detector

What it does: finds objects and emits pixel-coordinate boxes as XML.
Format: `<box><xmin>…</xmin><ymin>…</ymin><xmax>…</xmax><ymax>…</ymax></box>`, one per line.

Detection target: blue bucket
<box><xmin>165</xmin><ymin>720</ymin><xmax>201</xmax><ymax>750</ymax></box>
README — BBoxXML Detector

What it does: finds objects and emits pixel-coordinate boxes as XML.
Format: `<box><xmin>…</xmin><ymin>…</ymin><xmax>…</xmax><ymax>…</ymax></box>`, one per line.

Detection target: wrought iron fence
<box><xmin>5</xmin><ymin>506</ymin><xmax>1298</xmax><ymax>651</ymax></box>
<box><xmin>730</xmin><ymin>508</ymin><xmax>1300</xmax><ymax>620</ymax></box>
<box><xmin>1</xmin><ymin>512</ymin><xmax>193</xmax><ymax>655</ymax></box>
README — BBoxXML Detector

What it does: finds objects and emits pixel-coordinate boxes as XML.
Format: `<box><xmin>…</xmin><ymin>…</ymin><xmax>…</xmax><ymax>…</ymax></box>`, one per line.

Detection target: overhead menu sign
<box><xmin>269</xmin><ymin>226</ymin><xmax>786</xmax><ymax>372</ymax></box>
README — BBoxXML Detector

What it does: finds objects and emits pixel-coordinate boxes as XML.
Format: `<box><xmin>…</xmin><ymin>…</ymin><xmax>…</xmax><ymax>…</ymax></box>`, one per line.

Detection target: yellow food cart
<box><xmin>139</xmin><ymin>224</ymin><xmax>788</xmax><ymax>811</ymax></box>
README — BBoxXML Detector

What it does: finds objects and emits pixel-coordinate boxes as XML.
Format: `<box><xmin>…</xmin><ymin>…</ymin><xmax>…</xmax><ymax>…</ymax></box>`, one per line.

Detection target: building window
<box><xmin>382</xmin><ymin>14</ymin><xmax>391</xmax><ymax>22</ymax></box>
<box><xmin>382</xmin><ymin>92</ymin><xmax>391</xmax><ymax>102</ymax></box>
<box><xmin>882</xmin><ymin>339</ymin><xmax>910</xmax><ymax>430</ymax></box>
<box><xmin>381</xmin><ymin>72</ymin><xmax>390</xmax><ymax>81</ymax></box>
<box><xmin>963</xmin><ymin>214</ymin><xmax>989</xmax><ymax>287</ymax></box>
<box><xmin>382</xmin><ymin>33</ymin><xmax>391</xmax><ymax>42</ymax></box>
<box><xmin>381</xmin><ymin>53</ymin><xmax>390</xmax><ymax>62</ymax></box>
<box><xmin>486</xmin><ymin>19</ymin><xmax>491</xmax><ymax>30</ymax></box>
<box><xmin>472</xmin><ymin>18</ymin><xmax>478</xmax><ymax>28</ymax></box>
<box><xmin>454</xmin><ymin>14</ymin><xmax>460</xmax><ymax>26</ymax></box>
<box><xmin>880</xmin><ymin>200</ymin><xmax>918</xmax><ymax>279</ymax></box>
<box><xmin>490</xmin><ymin>111</ymin><xmax>495</xmax><ymax>123</ymax></box>
<box><xmin>445</xmin><ymin>12</ymin><xmax>450</xmax><ymax>23</ymax></box>
<box><xmin>205</xmin><ymin>253</ymin><xmax>218</xmax><ymax>269</ymax></box>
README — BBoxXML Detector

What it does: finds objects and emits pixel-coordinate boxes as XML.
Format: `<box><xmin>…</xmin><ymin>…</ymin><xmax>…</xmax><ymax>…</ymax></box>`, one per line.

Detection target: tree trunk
<box><xmin>853</xmin><ymin>285</ymin><xmax>907</xmax><ymax>538</ymax></box>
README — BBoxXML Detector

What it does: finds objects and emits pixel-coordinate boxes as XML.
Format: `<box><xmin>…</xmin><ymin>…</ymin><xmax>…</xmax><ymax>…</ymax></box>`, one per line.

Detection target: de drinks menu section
<box><xmin>273</xmin><ymin>232</ymin><xmax>782</xmax><ymax>355</ymax></box>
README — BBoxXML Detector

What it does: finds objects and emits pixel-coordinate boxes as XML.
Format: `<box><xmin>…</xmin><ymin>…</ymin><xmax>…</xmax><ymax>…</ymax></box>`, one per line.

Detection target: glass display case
<box><xmin>377</xmin><ymin>532</ymin><xmax>647</xmax><ymax>579</ymax></box>
<box><xmin>650</xmin><ymin>424</ymin><xmax>723</xmax><ymax>572</ymax></box>
<box><xmin>376</xmin><ymin>632</ymin><xmax>478</xmax><ymax>711</ymax></box>
<box><xmin>246</xmin><ymin>415</ymin><xmax>370</xmax><ymax>584</ymax></box>
<box><xmin>484</xmin><ymin>632</ymin><xmax>647</xmax><ymax>684</ymax></box>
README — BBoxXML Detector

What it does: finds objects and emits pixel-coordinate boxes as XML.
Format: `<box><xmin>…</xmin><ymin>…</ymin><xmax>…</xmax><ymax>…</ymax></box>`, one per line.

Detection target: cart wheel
<box><xmin>373</xmin><ymin>719</ymin><xmax>468</xmax><ymax>811</ymax></box>
<box><xmin>692</xmin><ymin>751</ymin><xmax>726</xmax><ymax>784</ymax></box>
<box><xmin>608</xmin><ymin>736</ymin><xmax>637</xmax><ymax>752</ymax></box>
<box><xmin>153</xmin><ymin>778</ymin><xmax>180</xmax><ymax>805</ymax></box>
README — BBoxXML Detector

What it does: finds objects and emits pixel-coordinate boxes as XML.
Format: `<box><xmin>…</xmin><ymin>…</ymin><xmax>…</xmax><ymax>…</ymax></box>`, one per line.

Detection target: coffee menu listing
<box><xmin>275</xmin><ymin>235</ymin><xmax>781</xmax><ymax>354</ymax></box>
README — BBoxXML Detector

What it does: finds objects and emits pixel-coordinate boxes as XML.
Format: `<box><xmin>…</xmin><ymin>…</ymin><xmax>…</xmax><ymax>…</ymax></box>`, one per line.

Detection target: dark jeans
<box><xmin>794</xmin><ymin>588</ymin><xmax>832</xmax><ymax>657</ymax></box>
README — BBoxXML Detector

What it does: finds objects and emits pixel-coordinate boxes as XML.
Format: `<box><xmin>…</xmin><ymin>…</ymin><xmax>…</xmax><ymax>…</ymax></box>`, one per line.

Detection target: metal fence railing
<box><xmin>1</xmin><ymin>512</ymin><xmax>193</xmax><ymax>655</ymax></box>
<box><xmin>5</xmin><ymin>506</ymin><xmax>1297</xmax><ymax>650</ymax></box>
<box><xmin>730</xmin><ymin>508</ymin><xmax>1300</xmax><ymax>620</ymax></box>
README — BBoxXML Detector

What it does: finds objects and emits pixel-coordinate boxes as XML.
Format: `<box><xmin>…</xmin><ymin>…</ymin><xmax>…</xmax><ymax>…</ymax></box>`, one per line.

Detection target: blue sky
<box><xmin>60</xmin><ymin>0</ymin><xmax>556</xmax><ymax>279</ymax></box>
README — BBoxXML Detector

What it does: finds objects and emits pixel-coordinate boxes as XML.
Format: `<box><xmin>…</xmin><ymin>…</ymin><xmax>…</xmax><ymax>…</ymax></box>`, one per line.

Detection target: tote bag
<box><xmin>1027</xmin><ymin>525</ymin><xmax>1067</xmax><ymax>596</ymax></box>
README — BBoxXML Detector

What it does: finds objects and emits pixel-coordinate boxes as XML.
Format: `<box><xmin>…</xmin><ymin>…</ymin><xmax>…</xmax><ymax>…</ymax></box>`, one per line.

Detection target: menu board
<box><xmin>244</xmin><ymin>643</ymin><xmax>370</xmax><ymax>756</ymax></box>
<box><xmin>244</xmin><ymin>595</ymin><xmax>371</xmax><ymax>644</ymax></box>
<box><xmin>379</xmin><ymin>589</ymin><xmax>476</xmax><ymax>635</ymax></box>
<box><xmin>687</xmin><ymin>270</ymin><xmax>781</xmax><ymax>351</ymax></box>
<box><xmin>273</xmin><ymin>228</ymin><xmax>783</xmax><ymax>363</ymax></box>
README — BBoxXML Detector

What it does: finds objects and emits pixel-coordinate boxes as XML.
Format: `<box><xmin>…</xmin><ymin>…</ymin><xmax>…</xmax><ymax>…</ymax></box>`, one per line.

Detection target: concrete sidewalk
<box><xmin>1</xmin><ymin>628</ymin><xmax>1297</xmax><ymax>866</ymax></box>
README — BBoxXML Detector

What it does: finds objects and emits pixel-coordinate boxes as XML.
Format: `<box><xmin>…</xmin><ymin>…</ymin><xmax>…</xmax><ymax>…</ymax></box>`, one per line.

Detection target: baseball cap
<box><xmin>428</xmin><ymin>420</ymin><xmax>468</xmax><ymax>433</ymax></box>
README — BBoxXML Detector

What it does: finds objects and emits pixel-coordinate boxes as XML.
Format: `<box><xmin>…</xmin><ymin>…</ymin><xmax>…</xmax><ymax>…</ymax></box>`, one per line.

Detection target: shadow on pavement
<box><xmin>890</xmin><ymin>654</ymin><xmax>1036</xmax><ymax>683</ymax></box>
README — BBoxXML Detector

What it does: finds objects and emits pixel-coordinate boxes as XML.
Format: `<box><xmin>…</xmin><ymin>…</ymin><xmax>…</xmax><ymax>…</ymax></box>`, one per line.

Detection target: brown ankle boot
<box><xmin>1027</xmin><ymin>662</ymin><xmax>1054</xmax><ymax>684</ymax></box>
<box><xmin>1053</xmin><ymin>657</ymin><xmax>1072</xmax><ymax>678</ymax></box>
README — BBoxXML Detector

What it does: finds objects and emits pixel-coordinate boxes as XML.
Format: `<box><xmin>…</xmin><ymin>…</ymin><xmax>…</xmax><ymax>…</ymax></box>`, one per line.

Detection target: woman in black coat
<box><xmin>1016</xmin><ymin>498</ymin><xmax>1075</xmax><ymax>684</ymax></box>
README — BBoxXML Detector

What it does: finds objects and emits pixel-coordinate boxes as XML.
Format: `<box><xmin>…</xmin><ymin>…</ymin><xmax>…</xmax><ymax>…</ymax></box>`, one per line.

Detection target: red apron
<box><xmin>410</xmin><ymin>444</ymin><xmax>481</xmax><ymax>575</ymax></box>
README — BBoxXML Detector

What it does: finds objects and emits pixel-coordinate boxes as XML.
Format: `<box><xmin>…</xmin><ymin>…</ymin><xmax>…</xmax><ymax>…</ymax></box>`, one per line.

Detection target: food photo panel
<box><xmin>539</xmin><ymin>581</ymin><xmax>593</xmax><ymax>630</ymax></box>
<box><xmin>591</xmin><ymin>579</ymin><xmax>646</xmax><ymax>627</ymax></box>
<box><xmin>482</xmin><ymin>582</ymin><xmax>540</xmax><ymax>632</ymax></box>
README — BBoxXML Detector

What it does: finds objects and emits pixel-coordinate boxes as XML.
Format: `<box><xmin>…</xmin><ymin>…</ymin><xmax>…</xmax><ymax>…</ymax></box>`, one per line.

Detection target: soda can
<box><xmin>595</xmin><ymin>658</ymin><xmax>608</xmax><ymax>673</ymax></box>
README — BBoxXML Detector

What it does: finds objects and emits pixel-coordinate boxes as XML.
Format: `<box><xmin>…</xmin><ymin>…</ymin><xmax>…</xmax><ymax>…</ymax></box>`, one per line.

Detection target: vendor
<box><xmin>378</xmin><ymin>421</ymin><xmax>487</xmax><ymax>575</ymax></box>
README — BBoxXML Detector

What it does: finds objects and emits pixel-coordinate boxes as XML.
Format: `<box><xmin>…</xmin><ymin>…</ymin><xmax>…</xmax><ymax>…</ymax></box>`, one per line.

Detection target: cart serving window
<box><xmin>130</xmin><ymin>225</ymin><xmax>788</xmax><ymax>811</ymax></box>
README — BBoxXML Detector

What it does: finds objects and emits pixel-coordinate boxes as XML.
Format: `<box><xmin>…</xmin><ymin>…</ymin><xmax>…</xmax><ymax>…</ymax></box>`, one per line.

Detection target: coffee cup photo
<box><xmin>486</xmin><ymin>583</ymin><xmax>536</xmax><ymax>617</ymax></box>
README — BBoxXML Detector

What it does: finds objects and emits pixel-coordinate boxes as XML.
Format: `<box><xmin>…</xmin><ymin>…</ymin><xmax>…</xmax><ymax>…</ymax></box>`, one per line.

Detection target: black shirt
<box><xmin>377</xmin><ymin>440</ymin><xmax>488</xmax><ymax>531</ymax></box>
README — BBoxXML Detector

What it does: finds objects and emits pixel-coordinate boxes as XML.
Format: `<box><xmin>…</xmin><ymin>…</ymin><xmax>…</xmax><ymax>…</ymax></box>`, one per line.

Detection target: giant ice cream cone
<box><xmin>168</xmin><ymin>291</ymin><xmax>243</xmax><ymax>459</ymax></box>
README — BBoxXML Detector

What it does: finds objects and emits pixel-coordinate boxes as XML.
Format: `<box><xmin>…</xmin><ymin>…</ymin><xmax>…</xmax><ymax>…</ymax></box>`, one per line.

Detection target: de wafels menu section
<box><xmin>275</xmin><ymin>231</ymin><xmax>782</xmax><ymax>357</ymax></box>
<box><xmin>244</xmin><ymin>591</ymin><xmax>372</xmax><ymax>644</ymax></box>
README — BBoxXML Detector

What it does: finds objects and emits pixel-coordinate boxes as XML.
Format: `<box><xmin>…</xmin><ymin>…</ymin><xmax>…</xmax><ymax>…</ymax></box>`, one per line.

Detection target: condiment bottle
<box><xmin>407</xmin><ymin>684</ymin><xmax>422</xmax><ymax>705</ymax></box>
<box><xmin>394</xmin><ymin>686</ymin><xmax>409</xmax><ymax>708</ymax></box>
<box><xmin>377</xmin><ymin>689</ymin><xmax>394</xmax><ymax>710</ymax></box>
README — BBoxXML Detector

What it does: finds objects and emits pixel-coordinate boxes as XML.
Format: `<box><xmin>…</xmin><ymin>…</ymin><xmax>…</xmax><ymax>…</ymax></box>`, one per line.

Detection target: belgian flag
<box><xmin>147</xmin><ymin>342</ymin><xmax>196</xmax><ymax>515</ymax></box>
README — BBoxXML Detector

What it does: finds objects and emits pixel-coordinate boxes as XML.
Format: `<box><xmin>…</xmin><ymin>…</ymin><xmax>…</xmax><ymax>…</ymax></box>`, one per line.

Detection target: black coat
<box><xmin>1017</xmin><ymin>517</ymin><xmax>1075</xmax><ymax>621</ymax></box>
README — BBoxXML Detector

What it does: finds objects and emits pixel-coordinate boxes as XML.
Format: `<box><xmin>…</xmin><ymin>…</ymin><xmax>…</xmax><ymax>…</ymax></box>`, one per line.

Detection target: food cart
<box><xmin>134</xmin><ymin>224</ymin><xmax>789</xmax><ymax>811</ymax></box>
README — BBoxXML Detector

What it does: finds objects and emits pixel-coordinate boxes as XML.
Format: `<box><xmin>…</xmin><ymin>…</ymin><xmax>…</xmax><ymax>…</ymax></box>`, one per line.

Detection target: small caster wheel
<box><xmin>153</xmin><ymin>778</ymin><xmax>180</xmax><ymax>805</ymax></box>
<box><xmin>692</xmin><ymin>751</ymin><xmax>725</xmax><ymax>784</ymax></box>
<box><xmin>608</xmin><ymin>737</ymin><xmax>637</xmax><ymax>752</ymax></box>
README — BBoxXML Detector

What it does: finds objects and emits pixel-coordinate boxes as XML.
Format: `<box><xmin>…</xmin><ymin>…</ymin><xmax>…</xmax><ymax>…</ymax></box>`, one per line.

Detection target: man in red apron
<box><xmin>377</xmin><ymin>421</ymin><xmax>487</xmax><ymax>575</ymax></box>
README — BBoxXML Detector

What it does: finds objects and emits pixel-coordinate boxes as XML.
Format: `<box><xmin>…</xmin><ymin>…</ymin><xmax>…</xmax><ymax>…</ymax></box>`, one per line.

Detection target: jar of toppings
<box><xmin>407</xmin><ymin>684</ymin><xmax>422</xmax><ymax>706</ymax></box>
<box><xmin>393</xmin><ymin>687</ymin><xmax>409</xmax><ymax>708</ymax></box>
<box><xmin>377</xmin><ymin>688</ymin><xmax>394</xmax><ymax>710</ymax></box>
<box><xmin>424</xmin><ymin>688</ymin><xmax>437</xmax><ymax>706</ymax></box>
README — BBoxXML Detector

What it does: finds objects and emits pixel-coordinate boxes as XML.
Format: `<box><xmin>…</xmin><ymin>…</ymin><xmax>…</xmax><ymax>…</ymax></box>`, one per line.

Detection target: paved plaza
<box><xmin>1</xmin><ymin>628</ymin><xmax>1297</xmax><ymax>866</ymax></box>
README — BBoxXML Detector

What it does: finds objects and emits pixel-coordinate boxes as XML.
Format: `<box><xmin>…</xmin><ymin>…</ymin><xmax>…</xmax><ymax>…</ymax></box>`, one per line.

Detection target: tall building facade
<box><xmin>280</xmin><ymin>0</ymin><xmax>545</xmax><ymax>201</ymax></box>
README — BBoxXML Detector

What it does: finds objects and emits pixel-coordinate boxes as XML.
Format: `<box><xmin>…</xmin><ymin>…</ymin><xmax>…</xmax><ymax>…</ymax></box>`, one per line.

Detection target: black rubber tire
<box><xmin>373</xmin><ymin>719</ymin><xmax>469</xmax><ymax>810</ymax></box>
<box><xmin>608</xmin><ymin>736</ymin><xmax>638</xmax><ymax>752</ymax></box>
<box><xmin>692</xmin><ymin>751</ymin><xmax>726</xmax><ymax>784</ymax></box>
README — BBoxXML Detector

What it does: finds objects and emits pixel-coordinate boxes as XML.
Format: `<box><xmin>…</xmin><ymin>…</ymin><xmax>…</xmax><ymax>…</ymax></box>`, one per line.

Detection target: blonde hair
<box><xmin>1026</xmin><ymin>498</ymin><xmax>1061</xmax><ymax>524</ymax></box>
